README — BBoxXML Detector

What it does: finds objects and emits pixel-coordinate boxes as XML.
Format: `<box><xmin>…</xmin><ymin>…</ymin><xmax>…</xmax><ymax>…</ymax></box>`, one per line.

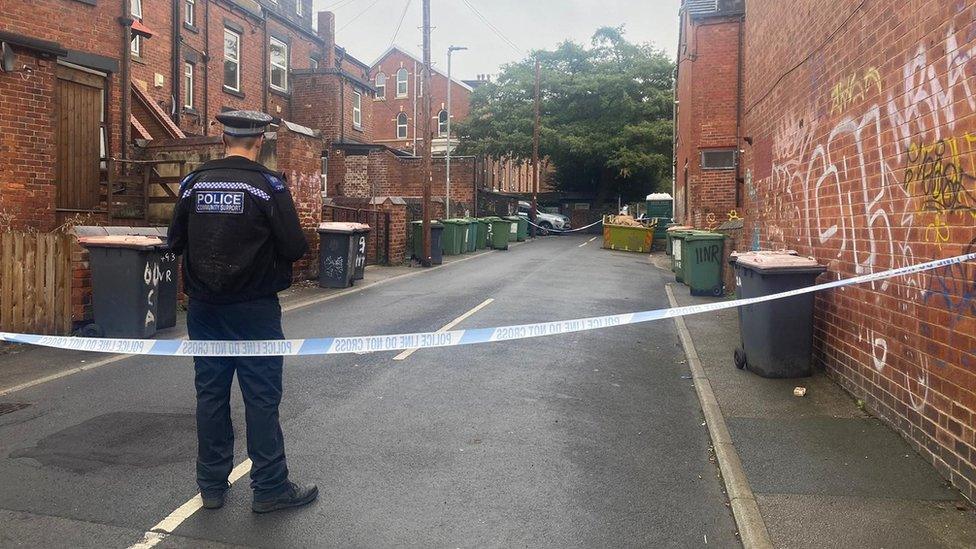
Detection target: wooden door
<box><xmin>56</xmin><ymin>65</ymin><xmax>104</xmax><ymax>211</ymax></box>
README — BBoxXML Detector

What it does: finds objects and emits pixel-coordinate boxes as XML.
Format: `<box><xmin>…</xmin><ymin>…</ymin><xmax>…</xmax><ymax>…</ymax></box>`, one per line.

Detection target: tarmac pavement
<box><xmin>0</xmin><ymin>235</ymin><xmax>739</xmax><ymax>548</ymax></box>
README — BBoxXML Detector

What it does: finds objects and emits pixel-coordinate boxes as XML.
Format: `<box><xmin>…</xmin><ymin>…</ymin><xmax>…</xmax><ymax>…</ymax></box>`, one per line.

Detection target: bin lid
<box><xmin>666</xmin><ymin>225</ymin><xmax>694</xmax><ymax>232</ymax></box>
<box><xmin>317</xmin><ymin>222</ymin><xmax>359</xmax><ymax>234</ymax></box>
<box><xmin>77</xmin><ymin>235</ymin><xmax>164</xmax><ymax>250</ymax></box>
<box><xmin>734</xmin><ymin>251</ymin><xmax>826</xmax><ymax>274</ymax></box>
<box><xmin>411</xmin><ymin>220</ymin><xmax>444</xmax><ymax>228</ymax></box>
<box><xmin>684</xmin><ymin>231</ymin><xmax>726</xmax><ymax>241</ymax></box>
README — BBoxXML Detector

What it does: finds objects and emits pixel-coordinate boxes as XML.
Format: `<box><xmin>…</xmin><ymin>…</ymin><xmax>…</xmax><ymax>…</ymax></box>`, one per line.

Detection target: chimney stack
<box><xmin>317</xmin><ymin>11</ymin><xmax>336</xmax><ymax>67</ymax></box>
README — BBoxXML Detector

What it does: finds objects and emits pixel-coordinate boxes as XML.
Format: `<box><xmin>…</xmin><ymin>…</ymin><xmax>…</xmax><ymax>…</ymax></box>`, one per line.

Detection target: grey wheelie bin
<box><xmin>351</xmin><ymin>223</ymin><xmax>371</xmax><ymax>281</ymax></box>
<box><xmin>78</xmin><ymin>235</ymin><xmax>164</xmax><ymax>339</ymax></box>
<box><xmin>317</xmin><ymin>222</ymin><xmax>358</xmax><ymax>288</ymax></box>
<box><xmin>731</xmin><ymin>252</ymin><xmax>827</xmax><ymax>378</ymax></box>
<box><xmin>410</xmin><ymin>220</ymin><xmax>445</xmax><ymax>265</ymax></box>
<box><xmin>154</xmin><ymin>237</ymin><xmax>179</xmax><ymax>330</ymax></box>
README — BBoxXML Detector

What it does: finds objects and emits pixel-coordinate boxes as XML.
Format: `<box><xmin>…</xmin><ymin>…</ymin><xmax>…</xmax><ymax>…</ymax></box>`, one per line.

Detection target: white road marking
<box><xmin>393</xmin><ymin>298</ymin><xmax>494</xmax><ymax>361</ymax></box>
<box><xmin>579</xmin><ymin>237</ymin><xmax>597</xmax><ymax>247</ymax></box>
<box><xmin>127</xmin><ymin>460</ymin><xmax>252</xmax><ymax>549</ymax></box>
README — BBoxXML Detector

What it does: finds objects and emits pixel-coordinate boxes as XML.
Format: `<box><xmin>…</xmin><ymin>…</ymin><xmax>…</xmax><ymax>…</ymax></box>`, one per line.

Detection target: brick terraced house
<box><xmin>675</xmin><ymin>0</ymin><xmax>976</xmax><ymax>501</ymax></box>
<box><xmin>0</xmin><ymin>3</ymin><xmax>481</xmax><ymax>328</ymax></box>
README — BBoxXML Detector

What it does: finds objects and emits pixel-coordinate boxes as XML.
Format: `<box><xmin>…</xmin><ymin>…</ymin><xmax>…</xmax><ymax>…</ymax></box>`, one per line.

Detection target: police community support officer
<box><xmin>168</xmin><ymin>110</ymin><xmax>317</xmax><ymax>514</ymax></box>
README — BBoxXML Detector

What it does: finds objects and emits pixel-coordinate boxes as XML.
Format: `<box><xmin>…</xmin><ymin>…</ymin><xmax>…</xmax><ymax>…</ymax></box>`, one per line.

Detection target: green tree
<box><xmin>456</xmin><ymin>27</ymin><xmax>674</xmax><ymax>204</ymax></box>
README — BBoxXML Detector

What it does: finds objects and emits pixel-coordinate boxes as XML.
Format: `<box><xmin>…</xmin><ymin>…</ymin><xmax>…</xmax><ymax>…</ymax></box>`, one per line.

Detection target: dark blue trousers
<box><xmin>187</xmin><ymin>296</ymin><xmax>290</xmax><ymax>499</ymax></box>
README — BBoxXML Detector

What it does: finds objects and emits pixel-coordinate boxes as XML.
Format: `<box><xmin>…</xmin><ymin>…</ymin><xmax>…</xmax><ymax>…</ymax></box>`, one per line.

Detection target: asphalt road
<box><xmin>0</xmin><ymin>235</ymin><xmax>738</xmax><ymax>548</ymax></box>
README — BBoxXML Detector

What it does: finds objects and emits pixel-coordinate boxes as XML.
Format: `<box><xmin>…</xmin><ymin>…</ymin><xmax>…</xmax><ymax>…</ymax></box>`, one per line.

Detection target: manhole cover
<box><xmin>0</xmin><ymin>403</ymin><xmax>31</xmax><ymax>416</ymax></box>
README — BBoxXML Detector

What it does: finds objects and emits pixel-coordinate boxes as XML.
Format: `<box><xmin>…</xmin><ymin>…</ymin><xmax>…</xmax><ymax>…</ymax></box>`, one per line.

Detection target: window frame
<box><xmin>131</xmin><ymin>0</ymin><xmax>142</xmax><ymax>19</ymax></box>
<box><xmin>223</xmin><ymin>28</ymin><xmax>241</xmax><ymax>92</ymax></box>
<box><xmin>375</xmin><ymin>72</ymin><xmax>387</xmax><ymax>99</ymax></box>
<box><xmin>353</xmin><ymin>91</ymin><xmax>362</xmax><ymax>128</ymax></box>
<box><xmin>184</xmin><ymin>62</ymin><xmax>194</xmax><ymax>109</ymax></box>
<box><xmin>130</xmin><ymin>35</ymin><xmax>142</xmax><ymax>57</ymax></box>
<box><xmin>396</xmin><ymin>68</ymin><xmax>408</xmax><ymax>97</ymax></box>
<box><xmin>184</xmin><ymin>0</ymin><xmax>195</xmax><ymax>26</ymax></box>
<box><xmin>396</xmin><ymin>112</ymin><xmax>408</xmax><ymax>139</ymax></box>
<box><xmin>269</xmin><ymin>36</ymin><xmax>289</xmax><ymax>92</ymax></box>
<box><xmin>295</xmin><ymin>0</ymin><xmax>303</xmax><ymax>16</ymax></box>
<box><xmin>700</xmin><ymin>148</ymin><xmax>737</xmax><ymax>170</ymax></box>
<box><xmin>438</xmin><ymin>109</ymin><xmax>448</xmax><ymax>137</ymax></box>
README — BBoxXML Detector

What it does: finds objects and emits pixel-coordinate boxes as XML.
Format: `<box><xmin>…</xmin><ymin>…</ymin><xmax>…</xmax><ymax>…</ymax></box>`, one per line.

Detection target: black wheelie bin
<box><xmin>731</xmin><ymin>251</ymin><xmax>827</xmax><ymax>378</ymax></box>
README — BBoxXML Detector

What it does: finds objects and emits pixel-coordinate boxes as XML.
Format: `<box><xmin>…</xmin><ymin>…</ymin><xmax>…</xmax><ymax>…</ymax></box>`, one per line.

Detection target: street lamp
<box><xmin>446</xmin><ymin>45</ymin><xmax>467</xmax><ymax>219</ymax></box>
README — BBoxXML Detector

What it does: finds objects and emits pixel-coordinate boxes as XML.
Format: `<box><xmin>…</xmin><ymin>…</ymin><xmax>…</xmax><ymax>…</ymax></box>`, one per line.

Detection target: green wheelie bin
<box><xmin>487</xmin><ymin>217</ymin><xmax>510</xmax><ymax>250</ymax></box>
<box><xmin>439</xmin><ymin>219</ymin><xmax>465</xmax><ymax>255</ymax></box>
<box><xmin>475</xmin><ymin>218</ymin><xmax>489</xmax><ymax>250</ymax></box>
<box><xmin>462</xmin><ymin>218</ymin><xmax>477</xmax><ymax>252</ymax></box>
<box><xmin>670</xmin><ymin>230</ymin><xmax>696</xmax><ymax>283</ymax></box>
<box><xmin>410</xmin><ymin>220</ymin><xmax>445</xmax><ymax>264</ymax></box>
<box><xmin>666</xmin><ymin>225</ymin><xmax>694</xmax><ymax>256</ymax></box>
<box><xmin>681</xmin><ymin>231</ymin><xmax>727</xmax><ymax>296</ymax></box>
<box><xmin>503</xmin><ymin>216</ymin><xmax>519</xmax><ymax>243</ymax></box>
<box><xmin>515</xmin><ymin>216</ymin><xmax>528</xmax><ymax>241</ymax></box>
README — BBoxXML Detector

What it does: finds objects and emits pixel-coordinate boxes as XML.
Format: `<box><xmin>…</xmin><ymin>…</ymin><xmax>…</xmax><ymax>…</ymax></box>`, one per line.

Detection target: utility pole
<box><xmin>531</xmin><ymin>57</ymin><xmax>541</xmax><ymax>238</ymax></box>
<box><xmin>446</xmin><ymin>45</ymin><xmax>467</xmax><ymax>219</ymax></box>
<box><xmin>420</xmin><ymin>0</ymin><xmax>433</xmax><ymax>266</ymax></box>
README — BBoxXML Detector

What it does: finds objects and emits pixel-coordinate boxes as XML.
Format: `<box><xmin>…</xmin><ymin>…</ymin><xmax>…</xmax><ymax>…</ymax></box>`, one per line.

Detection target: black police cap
<box><xmin>216</xmin><ymin>110</ymin><xmax>273</xmax><ymax>137</ymax></box>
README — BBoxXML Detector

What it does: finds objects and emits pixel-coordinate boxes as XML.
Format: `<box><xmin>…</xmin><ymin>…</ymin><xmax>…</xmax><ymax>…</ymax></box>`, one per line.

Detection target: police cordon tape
<box><xmin>1</xmin><ymin>252</ymin><xmax>974</xmax><ymax>357</ymax></box>
<box><xmin>525</xmin><ymin>218</ymin><xmax>604</xmax><ymax>233</ymax></box>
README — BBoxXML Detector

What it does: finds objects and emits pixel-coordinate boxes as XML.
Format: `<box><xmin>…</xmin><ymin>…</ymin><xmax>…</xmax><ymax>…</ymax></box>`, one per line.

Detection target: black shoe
<box><xmin>251</xmin><ymin>482</ymin><xmax>319</xmax><ymax>514</ymax></box>
<box><xmin>201</xmin><ymin>481</ymin><xmax>230</xmax><ymax>510</ymax></box>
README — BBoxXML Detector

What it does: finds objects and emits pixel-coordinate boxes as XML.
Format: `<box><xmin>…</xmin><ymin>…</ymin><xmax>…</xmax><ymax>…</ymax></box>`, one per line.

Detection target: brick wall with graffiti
<box><xmin>742</xmin><ymin>0</ymin><xmax>976</xmax><ymax>500</ymax></box>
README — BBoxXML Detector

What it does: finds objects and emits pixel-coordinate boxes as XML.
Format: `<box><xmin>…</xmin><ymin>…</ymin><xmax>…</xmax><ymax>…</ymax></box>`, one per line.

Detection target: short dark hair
<box><xmin>222</xmin><ymin>133</ymin><xmax>263</xmax><ymax>149</ymax></box>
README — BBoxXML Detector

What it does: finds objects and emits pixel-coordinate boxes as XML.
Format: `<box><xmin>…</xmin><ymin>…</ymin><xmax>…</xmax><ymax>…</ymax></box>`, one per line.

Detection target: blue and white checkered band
<box><xmin>196</xmin><ymin>191</ymin><xmax>245</xmax><ymax>214</ymax></box>
<box><xmin>181</xmin><ymin>181</ymin><xmax>272</xmax><ymax>201</ymax></box>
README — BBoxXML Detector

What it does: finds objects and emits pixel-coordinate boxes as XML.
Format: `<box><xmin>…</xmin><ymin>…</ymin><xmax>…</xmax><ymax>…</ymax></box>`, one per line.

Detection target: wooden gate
<box><xmin>0</xmin><ymin>232</ymin><xmax>73</xmax><ymax>335</ymax></box>
<box><xmin>56</xmin><ymin>65</ymin><xmax>105</xmax><ymax>212</ymax></box>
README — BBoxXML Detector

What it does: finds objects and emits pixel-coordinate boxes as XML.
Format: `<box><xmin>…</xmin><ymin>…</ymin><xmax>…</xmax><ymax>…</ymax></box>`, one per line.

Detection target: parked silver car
<box><xmin>517</xmin><ymin>201</ymin><xmax>571</xmax><ymax>234</ymax></box>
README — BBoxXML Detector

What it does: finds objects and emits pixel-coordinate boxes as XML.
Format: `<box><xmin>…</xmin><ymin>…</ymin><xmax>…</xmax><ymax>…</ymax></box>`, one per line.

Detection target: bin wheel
<box><xmin>78</xmin><ymin>323</ymin><xmax>104</xmax><ymax>338</ymax></box>
<box><xmin>734</xmin><ymin>347</ymin><xmax>747</xmax><ymax>370</ymax></box>
<box><xmin>712</xmin><ymin>285</ymin><xmax>724</xmax><ymax>297</ymax></box>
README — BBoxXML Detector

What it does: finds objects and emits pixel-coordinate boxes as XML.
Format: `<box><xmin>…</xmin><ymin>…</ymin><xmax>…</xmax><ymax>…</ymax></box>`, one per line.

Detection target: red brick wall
<box><xmin>674</xmin><ymin>13</ymin><xmax>742</xmax><ymax>226</ymax></box>
<box><xmin>0</xmin><ymin>50</ymin><xmax>58</xmax><ymax>232</ymax></box>
<box><xmin>0</xmin><ymin>0</ymin><xmax>125</xmax><ymax>231</ymax></box>
<box><xmin>370</xmin><ymin>48</ymin><xmax>472</xmax><ymax>151</ymax></box>
<box><xmin>740</xmin><ymin>0</ymin><xmax>976</xmax><ymax>500</ymax></box>
<box><xmin>274</xmin><ymin>127</ymin><xmax>325</xmax><ymax>279</ymax></box>
<box><xmin>129</xmin><ymin>0</ymin><xmax>174</xmax><ymax>109</ymax></box>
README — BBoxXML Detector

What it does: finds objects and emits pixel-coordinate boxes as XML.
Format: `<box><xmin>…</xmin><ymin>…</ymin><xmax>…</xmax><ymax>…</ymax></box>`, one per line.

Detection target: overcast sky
<box><xmin>312</xmin><ymin>0</ymin><xmax>680</xmax><ymax>80</ymax></box>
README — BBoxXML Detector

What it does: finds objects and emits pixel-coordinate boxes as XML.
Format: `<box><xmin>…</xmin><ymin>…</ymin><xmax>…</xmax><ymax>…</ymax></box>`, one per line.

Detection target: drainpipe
<box><xmin>120</xmin><ymin>0</ymin><xmax>132</xmax><ymax>161</ymax></box>
<box><xmin>262</xmin><ymin>13</ymin><xmax>269</xmax><ymax>113</ymax></box>
<box><xmin>203</xmin><ymin>0</ymin><xmax>210</xmax><ymax>135</ymax></box>
<box><xmin>172</xmin><ymin>0</ymin><xmax>181</xmax><ymax>125</ymax></box>
<box><xmin>734</xmin><ymin>13</ymin><xmax>745</xmax><ymax>208</ymax></box>
<box><xmin>337</xmin><ymin>49</ymin><xmax>346</xmax><ymax>143</ymax></box>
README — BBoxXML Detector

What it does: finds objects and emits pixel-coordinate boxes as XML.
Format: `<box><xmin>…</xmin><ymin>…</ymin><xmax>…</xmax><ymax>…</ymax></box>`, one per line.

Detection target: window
<box><xmin>310</xmin><ymin>57</ymin><xmax>318</xmax><ymax>69</ymax></box>
<box><xmin>396</xmin><ymin>68</ymin><xmax>408</xmax><ymax>97</ymax></box>
<box><xmin>396</xmin><ymin>113</ymin><xmax>408</xmax><ymax>139</ymax></box>
<box><xmin>296</xmin><ymin>0</ymin><xmax>303</xmax><ymax>16</ymax></box>
<box><xmin>184</xmin><ymin>0</ymin><xmax>195</xmax><ymax>26</ymax></box>
<box><xmin>375</xmin><ymin>72</ymin><xmax>386</xmax><ymax>99</ymax></box>
<box><xmin>184</xmin><ymin>62</ymin><xmax>194</xmax><ymax>109</ymax></box>
<box><xmin>438</xmin><ymin>110</ymin><xmax>448</xmax><ymax>137</ymax></box>
<box><xmin>700</xmin><ymin>149</ymin><xmax>737</xmax><ymax>170</ymax></box>
<box><xmin>224</xmin><ymin>29</ymin><xmax>241</xmax><ymax>91</ymax></box>
<box><xmin>353</xmin><ymin>91</ymin><xmax>362</xmax><ymax>128</ymax></box>
<box><xmin>130</xmin><ymin>0</ymin><xmax>143</xmax><ymax>56</ymax></box>
<box><xmin>269</xmin><ymin>37</ymin><xmax>288</xmax><ymax>92</ymax></box>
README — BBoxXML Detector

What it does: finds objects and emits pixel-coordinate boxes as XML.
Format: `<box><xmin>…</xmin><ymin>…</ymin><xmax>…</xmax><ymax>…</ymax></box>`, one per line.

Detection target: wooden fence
<box><xmin>0</xmin><ymin>232</ymin><xmax>73</xmax><ymax>335</ymax></box>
